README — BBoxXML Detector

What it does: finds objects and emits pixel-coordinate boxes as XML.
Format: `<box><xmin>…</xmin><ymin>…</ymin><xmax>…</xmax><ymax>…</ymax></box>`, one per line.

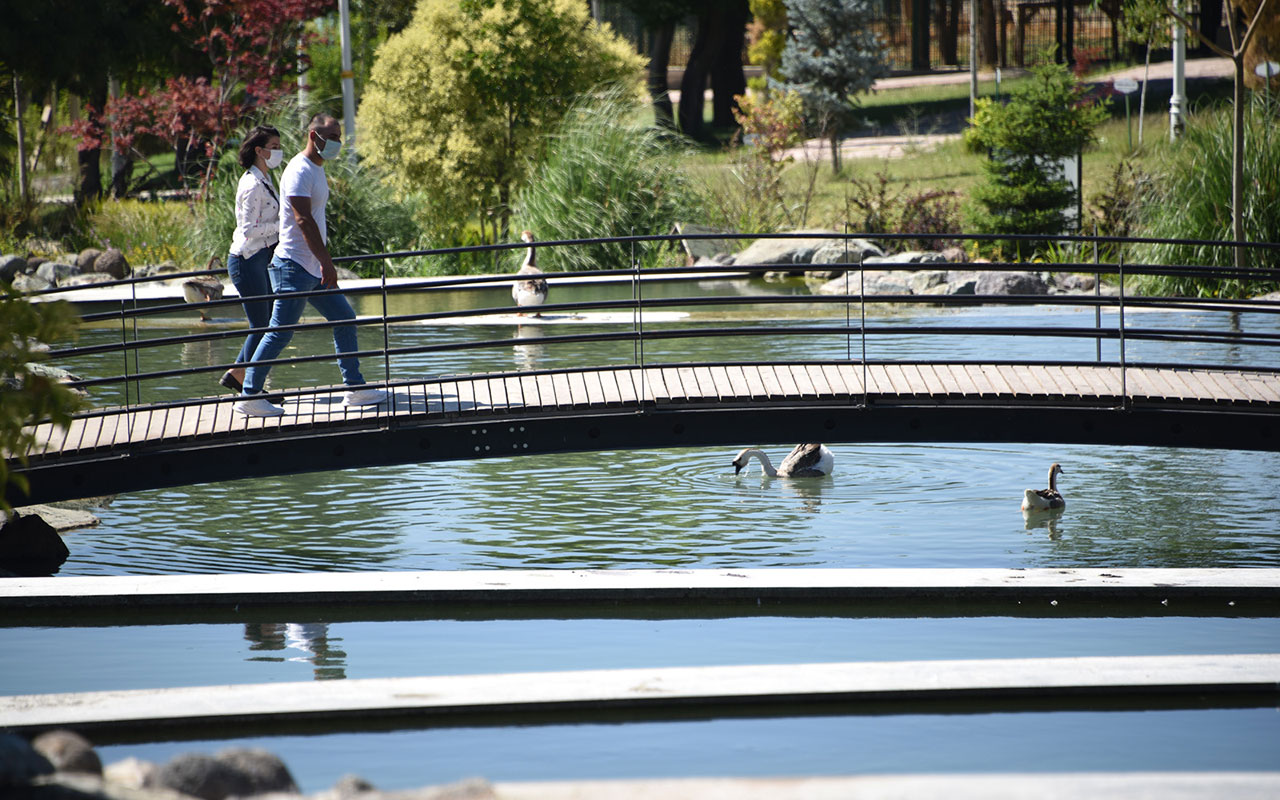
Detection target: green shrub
<box><xmin>963</xmin><ymin>59</ymin><xmax>1109</xmax><ymax>258</ymax></box>
<box><xmin>511</xmin><ymin>91</ymin><xmax>704</xmax><ymax>271</ymax></box>
<box><xmin>190</xmin><ymin>105</ymin><xmax>424</xmax><ymax>277</ymax></box>
<box><xmin>1131</xmin><ymin>99</ymin><xmax>1280</xmax><ymax>298</ymax></box>
<box><xmin>86</xmin><ymin>199</ymin><xmax>197</xmax><ymax>267</ymax></box>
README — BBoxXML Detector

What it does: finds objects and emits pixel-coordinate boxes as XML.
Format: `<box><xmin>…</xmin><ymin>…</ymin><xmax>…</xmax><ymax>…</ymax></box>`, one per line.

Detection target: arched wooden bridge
<box><xmin>10</xmin><ymin>232</ymin><xmax>1280</xmax><ymax>506</ymax></box>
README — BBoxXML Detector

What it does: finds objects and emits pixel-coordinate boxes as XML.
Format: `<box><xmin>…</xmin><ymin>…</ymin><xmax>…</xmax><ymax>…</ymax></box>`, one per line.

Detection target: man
<box><xmin>234</xmin><ymin>113</ymin><xmax>387</xmax><ymax>416</ymax></box>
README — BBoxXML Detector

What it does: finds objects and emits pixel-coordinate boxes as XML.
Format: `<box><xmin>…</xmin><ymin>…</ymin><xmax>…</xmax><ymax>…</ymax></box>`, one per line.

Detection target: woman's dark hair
<box><xmin>238</xmin><ymin>125</ymin><xmax>280</xmax><ymax>169</ymax></box>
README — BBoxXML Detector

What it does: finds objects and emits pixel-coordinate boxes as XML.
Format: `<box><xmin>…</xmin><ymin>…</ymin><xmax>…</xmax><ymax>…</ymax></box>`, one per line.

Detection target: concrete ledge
<box><xmin>493</xmin><ymin>772</ymin><xmax>1280</xmax><ymax>800</ymax></box>
<box><xmin>2</xmin><ymin>568</ymin><xmax>1278</xmax><ymax>616</ymax></box>
<box><xmin>3</xmin><ymin>654</ymin><xmax>1278</xmax><ymax>735</ymax></box>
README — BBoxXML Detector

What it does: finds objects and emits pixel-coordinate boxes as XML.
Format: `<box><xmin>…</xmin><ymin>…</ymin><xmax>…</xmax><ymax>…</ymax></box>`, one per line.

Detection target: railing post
<box><xmin>1118</xmin><ymin>253</ymin><xmax>1127</xmax><ymax>409</ymax></box>
<box><xmin>381</xmin><ymin>258</ymin><xmax>391</xmax><ymax>404</ymax></box>
<box><xmin>1093</xmin><ymin>226</ymin><xmax>1101</xmax><ymax>363</ymax></box>
<box><xmin>860</xmin><ymin>242</ymin><xmax>868</xmax><ymax>409</ymax></box>
<box><xmin>844</xmin><ymin>227</ymin><xmax>851</xmax><ymax>363</ymax></box>
<box><xmin>632</xmin><ymin>233</ymin><xmax>647</xmax><ymax>408</ymax></box>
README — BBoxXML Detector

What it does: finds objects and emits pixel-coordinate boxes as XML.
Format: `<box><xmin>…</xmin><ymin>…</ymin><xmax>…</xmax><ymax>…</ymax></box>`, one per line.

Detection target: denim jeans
<box><xmin>226</xmin><ymin>245</ymin><xmax>274</xmax><ymax>365</ymax></box>
<box><xmin>242</xmin><ymin>256</ymin><xmax>366</xmax><ymax>395</ymax></box>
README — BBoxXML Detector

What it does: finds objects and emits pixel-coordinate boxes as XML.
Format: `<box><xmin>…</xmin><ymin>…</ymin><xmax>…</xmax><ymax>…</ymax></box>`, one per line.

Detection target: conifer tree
<box><xmin>775</xmin><ymin>0</ymin><xmax>889</xmax><ymax>172</ymax></box>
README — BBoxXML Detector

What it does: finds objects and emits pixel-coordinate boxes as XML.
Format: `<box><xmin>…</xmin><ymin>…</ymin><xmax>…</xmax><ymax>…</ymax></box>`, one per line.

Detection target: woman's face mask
<box><xmin>264</xmin><ymin>148</ymin><xmax>284</xmax><ymax>169</ymax></box>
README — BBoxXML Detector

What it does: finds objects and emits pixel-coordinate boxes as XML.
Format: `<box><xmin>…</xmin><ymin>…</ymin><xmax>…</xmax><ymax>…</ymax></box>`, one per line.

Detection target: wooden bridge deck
<box><xmin>26</xmin><ymin>361</ymin><xmax>1280</xmax><ymax>459</ymax></box>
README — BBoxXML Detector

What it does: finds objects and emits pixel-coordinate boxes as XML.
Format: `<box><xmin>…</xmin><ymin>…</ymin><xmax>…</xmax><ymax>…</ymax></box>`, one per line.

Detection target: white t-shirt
<box><xmin>276</xmin><ymin>152</ymin><xmax>329</xmax><ymax>278</ymax></box>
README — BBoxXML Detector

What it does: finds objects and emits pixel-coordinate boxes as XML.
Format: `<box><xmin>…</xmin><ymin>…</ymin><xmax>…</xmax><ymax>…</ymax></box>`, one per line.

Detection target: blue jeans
<box><xmin>226</xmin><ymin>245</ymin><xmax>274</xmax><ymax>365</ymax></box>
<box><xmin>242</xmin><ymin>256</ymin><xmax>366</xmax><ymax>395</ymax></box>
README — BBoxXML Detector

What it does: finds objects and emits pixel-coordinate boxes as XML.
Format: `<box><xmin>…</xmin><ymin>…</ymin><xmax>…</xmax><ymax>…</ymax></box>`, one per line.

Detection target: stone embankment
<box><xmin>694</xmin><ymin>231</ymin><xmax>1115</xmax><ymax>299</ymax></box>
<box><xmin>3</xmin><ymin>730</ymin><xmax>487</xmax><ymax>800</ymax></box>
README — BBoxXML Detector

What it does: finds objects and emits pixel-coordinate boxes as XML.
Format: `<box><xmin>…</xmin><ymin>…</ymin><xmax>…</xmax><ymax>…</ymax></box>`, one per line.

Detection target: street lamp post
<box><xmin>338</xmin><ymin>0</ymin><xmax>356</xmax><ymax>159</ymax></box>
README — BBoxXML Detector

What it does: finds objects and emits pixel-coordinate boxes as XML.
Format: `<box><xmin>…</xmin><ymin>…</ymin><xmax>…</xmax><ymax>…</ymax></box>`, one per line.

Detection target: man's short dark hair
<box><xmin>308</xmin><ymin>113</ymin><xmax>339</xmax><ymax>133</ymax></box>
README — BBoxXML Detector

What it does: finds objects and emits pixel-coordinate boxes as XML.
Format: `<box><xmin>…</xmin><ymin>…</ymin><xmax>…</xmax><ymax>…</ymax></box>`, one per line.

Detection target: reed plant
<box><xmin>1131</xmin><ymin>97</ymin><xmax>1280</xmax><ymax>297</ymax></box>
<box><xmin>512</xmin><ymin>91</ymin><xmax>704</xmax><ymax>271</ymax></box>
<box><xmin>85</xmin><ymin>199</ymin><xmax>197</xmax><ymax>268</ymax></box>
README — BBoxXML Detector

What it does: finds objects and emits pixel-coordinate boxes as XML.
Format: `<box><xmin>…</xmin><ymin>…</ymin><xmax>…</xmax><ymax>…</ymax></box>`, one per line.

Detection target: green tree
<box><xmin>746</xmin><ymin>0</ymin><xmax>788</xmax><ymax>93</ymax></box>
<box><xmin>776</xmin><ymin>0</ymin><xmax>889</xmax><ymax>172</ymax></box>
<box><xmin>357</xmin><ymin>0</ymin><xmax>644</xmax><ymax>243</ymax></box>
<box><xmin>0</xmin><ymin>288</ymin><xmax>82</xmax><ymax>510</ymax></box>
<box><xmin>963</xmin><ymin>60</ymin><xmax>1108</xmax><ymax>256</ymax></box>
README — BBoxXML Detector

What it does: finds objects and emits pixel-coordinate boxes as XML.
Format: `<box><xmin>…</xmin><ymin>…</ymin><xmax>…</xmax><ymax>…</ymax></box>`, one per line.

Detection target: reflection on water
<box><xmin>244</xmin><ymin>622</ymin><xmax>347</xmax><ymax>680</ymax></box>
<box><xmin>1023</xmin><ymin>509</ymin><xmax>1064</xmax><ymax>540</ymax></box>
<box><xmin>512</xmin><ymin>324</ymin><xmax>545</xmax><ymax>372</ymax></box>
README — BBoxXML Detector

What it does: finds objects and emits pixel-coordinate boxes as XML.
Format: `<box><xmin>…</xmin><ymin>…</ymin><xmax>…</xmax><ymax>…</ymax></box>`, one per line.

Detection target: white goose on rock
<box><xmin>512</xmin><ymin>230</ymin><xmax>548</xmax><ymax>315</ymax></box>
<box><xmin>732</xmin><ymin>443</ymin><xmax>834</xmax><ymax>477</ymax></box>
<box><xmin>1022</xmin><ymin>462</ymin><xmax>1066</xmax><ymax>511</ymax></box>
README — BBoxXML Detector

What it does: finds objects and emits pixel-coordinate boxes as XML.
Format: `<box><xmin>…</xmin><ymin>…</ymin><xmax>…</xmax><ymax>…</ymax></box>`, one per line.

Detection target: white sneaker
<box><xmin>234</xmin><ymin>396</ymin><xmax>285</xmax><ymax>417</ymax></box>
<box><xmin>342</xmin><ymin>388</ymin><xmax>388</xmax><ymax>407</ymax></box>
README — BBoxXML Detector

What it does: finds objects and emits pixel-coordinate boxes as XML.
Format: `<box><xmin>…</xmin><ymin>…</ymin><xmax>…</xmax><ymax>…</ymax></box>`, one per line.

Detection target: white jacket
<box><xmin>229</xmin><ymin>166</ymin><xmax>280</xmax><ymax>259</ymax></box>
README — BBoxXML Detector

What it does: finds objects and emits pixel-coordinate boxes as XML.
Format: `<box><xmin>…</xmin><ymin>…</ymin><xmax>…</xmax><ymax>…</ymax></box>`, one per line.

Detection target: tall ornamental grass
<box><xmin>190</xmin><ymin>105</ymin><xmax>424</xmax><ymax>277</ymax></box>
<box><xmin>1132</xmin><ymin>98</ymin><xmax>1280</xmax><ymax>297</ymax></box>
<box><xmin>512</xmin><ymin>92</ymin><xmax>704</xmax><ymax>271</ymax></box>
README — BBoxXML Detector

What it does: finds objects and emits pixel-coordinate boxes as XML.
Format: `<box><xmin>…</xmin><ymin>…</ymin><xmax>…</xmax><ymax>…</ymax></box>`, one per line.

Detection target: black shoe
<box><xmin>219</xmin><ymin>371</ymin><xmax>243</xmax><ymax>392</ymax></box>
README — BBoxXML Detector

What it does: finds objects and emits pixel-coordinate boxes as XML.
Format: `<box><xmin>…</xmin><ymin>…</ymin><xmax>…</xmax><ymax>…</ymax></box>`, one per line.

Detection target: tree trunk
<box><xmin>829</xmin><ymin>131</ymin><xmax>842</xmax><ymax>173</ymax></box>
<box><xmin>980</xmin><ymin>0</ymin><xmax>998</xmax><ymax>66</ymax></box>
<box><xmin>710</xmin><ymin>0</ymin><xmax>749</xmax><ymax>128</ymax></box>
<box><xmin>678</xmin><ymin>9</ymin><xmax>714</xmax><ymax>140</ymax></box>
<box><xmin>648</xmin><ymin>21</ymin><xmax>675</xmax><ymax>129</ymax></box>
<box><xmin>1138</xmin><ymin>41</ymin><xmax>1150</xmax><ymax>146</ymax></box>
<box><xmin>75</xmin><ymin>82</ymin><xmax>108</xmax><ymax>206</ymax></box>
<box><xmin>13</xmin><ymin>75</ymin><xmax>27</xmax><ymax>199</ymax></box>
<box><xmin>936</xmin><ymin>0</ymin><xmax>959</xmax><ymax>65</ymax></box>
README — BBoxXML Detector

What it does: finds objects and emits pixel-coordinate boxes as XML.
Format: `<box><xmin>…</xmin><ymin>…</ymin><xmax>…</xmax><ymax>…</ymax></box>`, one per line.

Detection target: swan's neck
<box><xmin>747</xmin><ymin>449</ymin><xmax>778</xmax><ymax>478</ymax></box>
<box><xmin>523</xmin><ymin>245</ymin><xmax>536</xmax><ymax>269</ymax></box>
<box><xmin>1048</xmin><ymin>469</ymin><xmax>1058</xmax><ymax>491</ymax></box>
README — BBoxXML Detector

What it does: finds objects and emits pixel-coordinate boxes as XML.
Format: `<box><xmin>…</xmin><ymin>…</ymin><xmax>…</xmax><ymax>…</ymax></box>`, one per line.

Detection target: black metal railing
<box><xmin>18</xmin><ymin>230</ymin><xmax>1280</xmax><ymax>433</ymax></box>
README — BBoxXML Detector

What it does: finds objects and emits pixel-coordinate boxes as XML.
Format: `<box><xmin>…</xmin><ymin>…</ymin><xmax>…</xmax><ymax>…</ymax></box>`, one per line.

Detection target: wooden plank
<box><xmin>1154</xmin><ymin>369</ymin><xmax>1200</xmax><ymax>402</ymax></box>
<box><xmin>1194</xmin><ymin>369</ymin><xmax>1245</xmax><ymax>404</ymax></box>
<box><xmin>703</xmin><ymin>365</ymin><xmax>734</xmax><ymax>401</ymax></box>
<box><xmin>1042</xmin><ymin>365</ymin><xmax>1084</xmax><ymax>399</ymax></box>
<box><xmin>596</xmin><ymin>369</ymin><xmax>624</xmax><ymax>407</ymax></box>
<box><xmin>944</xmin><ymin>364</ymin><xmax>984</xmax><ymax>398</ymax></box>
<box><xmin>660</xmin><ymin>367</ymin><xmax>689</xmax><ymax>402</ymax></box>
<box><xmin>677</xmin><ymin>366</ymin><xmax>713</xmax><ymax>401</ymax></box>
<box><xmin>5</xmin><ymin>654</ymin><xmax>1278</xmax><ymax>733</ymax></box>
<box><xmin>642</xmin><ymin>367</ymin><xmax>669</xmax><ymax>403</ymax></box>
<box><xmin>536</xmin><ymin>373</ymin><xmax>563</xmax><ymax>409</ymax></box>
<box><xmin>517</xmin><ymin>374</ymin><xmax>540</xmax><ymax>410</ymax></box>
<box><xmin>1064</xmin><ymin>365</ymin><xmax>1113</xmax><ymax>401</ymax></box>
<box><xmin>1220</xmin><ymin>371</ymin><xmax>1269</xmax><ymax>404</ymax></box>
<box><xmin>977</xmin><ymin>364</ymin><xmax>1016</xmax><ymax>397</ymax></box>
<box><xmin>802</xmin><ymin>363</ymin><xmax>834</xmax><ymax>399</ymax></box>
<box><xmin>788</xmin><ymin>364</ymin><xmax>819</xmax><ymax>399</ymax></box>
<box><xmin>770</xmin><ymin>364</ymin><xmax>802</xmax><ymax>399</ymax></box>
<box><xmin>824</xmin><ymin>363</ymin><xmax>856</xmax><ymax>398</ymax></box>
<box><xmin>566</xmin><ymin>370</ymin><xmax>592</xmax><ymax>407</ymax></box>
<box><xmin>1007</xmin><ymin>364</ymin><xmax>1050</xmax><ymax>397</ymax></box>
<box><xmin>1242</xmin><ymin>372</ymin><xmax>1280</xmax><ymax>404</ymax></box>
<box><xmin>736</xmin><ymin>365</ymin><xmax>768</xmax><ymax>401</ymax></box>
<box><xmin>580</xmin><ymin>370</ymin><xmax>607</xmax><ymax>407</ymax></box>
<box><xmin>1123</xmin><ymin>367</ymin><xmax>1161</xmax><ymax>401</ymax></box>
<box><xmin>615</xmin><ymin>368</ymin><xmax>644</xmax><ymax>405</ymax></box>
<box><xmin>756</xmin><ymin>364</ymin><xmax>787</xmax><ymax>400</ymax></box>
<box><xmin>877</xmin><ymin>364</ymin><xmax>911</xmax><ymax>396</ymax></box>
<box><xmin>466</xmin><ymin>377</ymin><xmax>491</xmax><ymax>414</ymax></box>
<box><xmin>1132</xmin><ymin>367</ymin><xmax>1177</xmax><ymax>401</ymax></box>
<box><xmin>1176</xmin><ymin>369</ymin><xmax>1227</xmax><ymax>403</ymax></box>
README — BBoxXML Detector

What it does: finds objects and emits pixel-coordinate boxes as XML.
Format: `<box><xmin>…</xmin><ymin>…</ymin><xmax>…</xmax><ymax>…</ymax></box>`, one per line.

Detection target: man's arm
<box><xmin>287</xmin><ymin>195</ymin><xmax>338</xmax><ymax>288</ymax></box>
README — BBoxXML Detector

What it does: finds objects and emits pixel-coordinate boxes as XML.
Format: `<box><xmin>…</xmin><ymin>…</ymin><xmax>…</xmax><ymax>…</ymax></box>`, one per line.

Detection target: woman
<box><xmin>220</xmin><ymin>124</ymin><xmax>283</xmax><ymax>392</ymax></box>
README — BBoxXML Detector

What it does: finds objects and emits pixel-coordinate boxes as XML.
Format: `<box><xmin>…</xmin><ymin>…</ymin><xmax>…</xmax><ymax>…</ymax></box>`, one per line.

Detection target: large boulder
<box><xmin>909</xmin><ymin>269</ymin><xmax>948</xmax><ymax>294</ymax></box>
<box><xmin>57</xmin><ymin>273</ymin><xmax>115</xmax><ymax>288</ymax></box>
<box><xmin>31</xmin><ymin>730</ymin><xmax>102</xmax><ymax>776</ymax></box>
<box><xmin>10</xmin><ymin>273</ymin><xmax>52</xmax><ymax>293</ymax></box>
<box><xmin>864</xmin><ymin>250</ymin><xmax>949</xmax><ymax>266</ymax></box>
<box><xmin>809</xmin><ymin>238</ymin><xmax>885</xmax><ymax>266</ymax></box>
<box><xmin>974</xmin><ymin>271</ymin><xmax>1049</xmax><ymax>295</ymax></box>
<box><xmin>103</xmin><ymin>757</ymin><xmax>159</xmax><ymax>790</ymax></box>
<box><xmin>0</xmin><ymin>511</ymin><xmax>70</xmax><ymax>576</ymax></box>
<box><xmin>0</xmin><ymin>254</ymin><xmax>27</xmax><ymax>281</ymax></box>
<box><xmin>0</xmin><ymin>732</ymin><xmax>55</xmax><ymax>787</ymax></box>
<box><xmin>154</xmin><ymin>749</ymin><xmax>297</xmax><ymax>800</ymax></box>
<box><xmin>75</xmin><ymin>248</ymin><xmax>103</xmax><ymax>272</ymax></box>
<box><xmin>36</xmin><ymin>261</ymin><xmax>80</xmax><ymax>285</ymax></box>
<box><xmin>733</xmin><ymin>230</ymin><xmax>838</xmax><ymax>268</ymax></box>
<box><xmin>213</xmin><ymin>748</ymin><xmax>297</xmax><ymax>796</ymax></box>
<box><xmin>94</xmin><ymin>248</ymin><xmax>130</xmax><ymax>279</ymax></box>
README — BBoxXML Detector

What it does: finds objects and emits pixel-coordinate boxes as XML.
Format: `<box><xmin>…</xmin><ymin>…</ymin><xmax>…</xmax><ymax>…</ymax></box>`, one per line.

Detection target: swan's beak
<box><xmin>733</xmin><ymin>460</ymin><xmax>744</xmax><ymax>475</ymax></box>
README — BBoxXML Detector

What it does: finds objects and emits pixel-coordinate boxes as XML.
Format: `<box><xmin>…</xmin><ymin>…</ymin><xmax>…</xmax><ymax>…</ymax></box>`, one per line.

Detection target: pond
<box><xmin>8</xmin><ymin>276</ymin><xmax>1280</xmax><ymax>789</ymax></box>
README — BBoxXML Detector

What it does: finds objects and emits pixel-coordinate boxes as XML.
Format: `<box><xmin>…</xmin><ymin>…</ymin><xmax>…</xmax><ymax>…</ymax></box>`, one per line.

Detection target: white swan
<box><xmin>732</xmin><ymin>443</ymin><xmax>834</xmax><ymax>477</ymax></box>
<box><xmin>512</xmin><ymin>230</ymin><xmax>548</xmax><ymax>315</ymax></box>
<box><xmin>1022</xmin><ymin>462</ymin><xmax>1066</xmax><ymax>511</ymax></box>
